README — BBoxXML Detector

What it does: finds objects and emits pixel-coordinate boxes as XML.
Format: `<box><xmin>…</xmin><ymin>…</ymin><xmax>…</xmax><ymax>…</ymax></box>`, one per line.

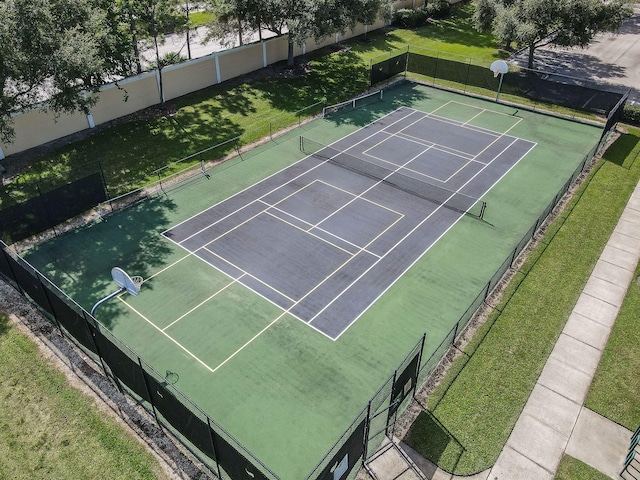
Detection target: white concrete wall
<box><xmin>0</xmin><ymin>0</ymin><xmax>436</xmax><ymax>157</ymax></box>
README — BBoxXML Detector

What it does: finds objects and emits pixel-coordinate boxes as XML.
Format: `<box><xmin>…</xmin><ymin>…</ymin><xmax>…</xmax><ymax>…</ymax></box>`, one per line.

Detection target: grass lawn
<box><xmin>347</xmin><ymin>3</ymin><xmax>504</xmax><ymax>63</ymax></box>
<box><xmin>555</xmin><ymin>455</ymin><xmax>612</xmax><ymax>480</ymax></box>
<box><xmin>0</xmin><ymin>2</ymin><xmax>501</xmax><ymax>208</ymax></box>
<box><xmin>188</xmin><ymin>10</ymin><xmax>215</xmax><ymax>27</ymax></box>
<box><xmin>0</xmin><ymin>313</ymin><xmax>168</xmax><ymax>480</ymax></box>
<box><xmin>403</xmin><ymin>127</ymin><xmax>640</xmax><ymax>474</ymax></box>
<box><xmin>586</xmin><ymin>242</ymin><xmax>640</xmax><ymax>428</ymax></box>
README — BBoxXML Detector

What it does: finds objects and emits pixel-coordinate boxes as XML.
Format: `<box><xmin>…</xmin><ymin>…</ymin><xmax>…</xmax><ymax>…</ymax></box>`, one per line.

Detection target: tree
<box><xmin>205</xmin><ymin>0</ymin><xmax>259</xmax><ymax>48</ymax></box>
<box><xmin>206</xmin><ymin>0</ymin><xmax>391</xmax><ymax>67</ymax></box>
<box><xmin>98</xmin><ymin>0</ymin><xmax>143</xmax><ymax>77</ymax></box>
<box><xmin>126</xmin><ymin>0</ymin><xmax>188</xmax><ymax>104</ymax></box>
<box><xmin>0</xmin><ymin>0</ymin><xmax>109</xmax><ymax>143</ymax></box>
<box><xmin>475</xmin><ymin>0</ymin><xmax>633</xmax><ymax>69</ymax></box>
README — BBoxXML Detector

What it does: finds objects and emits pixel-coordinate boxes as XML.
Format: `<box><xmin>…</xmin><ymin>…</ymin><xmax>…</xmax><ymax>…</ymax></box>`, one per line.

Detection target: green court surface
<box><xmin>23</xmin><ymin>81</ymin><xmax>603</xmax><ymax>479</ymax></box>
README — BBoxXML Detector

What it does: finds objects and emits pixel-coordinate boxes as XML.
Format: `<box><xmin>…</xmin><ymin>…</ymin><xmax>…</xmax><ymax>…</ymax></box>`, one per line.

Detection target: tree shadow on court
<box><xmin>404</xmin><ymin>409</ymin><xmax>466</xmax><ymax>474</ymax></box>
<box><xmin>322</xmin><ymin>80</ymin><xmax>431</xmax><ymax>128</ymax></box>
<box><xmin>25</xmin><ymin>195</ymin><xmax>179</xmax><ymax>329</ymax></box>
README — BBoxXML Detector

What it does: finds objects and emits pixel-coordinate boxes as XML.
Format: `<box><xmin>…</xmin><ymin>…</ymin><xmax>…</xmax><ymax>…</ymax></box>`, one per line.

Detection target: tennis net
<box><xmin>322</xmin><ymin>90</ymin><xmax>384</xmax><ymax>118</ymax></box>
<box><xmin>300</xmin><ymin>136</ymin><xmax>486</xmax><ymax>219</ymax></box>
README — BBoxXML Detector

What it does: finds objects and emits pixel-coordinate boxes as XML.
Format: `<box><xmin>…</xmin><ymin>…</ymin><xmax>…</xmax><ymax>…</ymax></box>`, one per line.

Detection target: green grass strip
<box><xmin>1</xmin><ymin>2</ymin><xmax>502</xmax><ymax>209</ymax></box>
<box><xmin>586</xmin><ymin>254</ymin><xmax>640</xmax><ymax>428</ymax></box>
<box><xmin>555</xmin><ymin>455</ymin><xmax>612</xmax><ymax>480</ymax></box>
<box><xmin>404</xmin><ymin>127</ymin><xmax>640</xmax><ymax>474</ymax></box>
<box><xmin>0</xmin><ymin>313</ymin><xmax>168</xmax><ymax>480</ymax></box>
<box><xmin>347</xmin><ymin>3</ymin><xmax>504</xmax><ymax>63</ymax></box>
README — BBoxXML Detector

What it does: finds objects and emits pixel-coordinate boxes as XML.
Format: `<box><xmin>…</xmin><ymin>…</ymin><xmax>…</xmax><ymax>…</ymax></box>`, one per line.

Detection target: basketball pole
<box><xmin>91</xmin><ymin>287</ymin><xmax>126</xmax><ymax>316</ymax></box>
<box><xmin>496</xmin><ymin>72</ymin><xmax>504</xmax><ymax>102</ymax></box>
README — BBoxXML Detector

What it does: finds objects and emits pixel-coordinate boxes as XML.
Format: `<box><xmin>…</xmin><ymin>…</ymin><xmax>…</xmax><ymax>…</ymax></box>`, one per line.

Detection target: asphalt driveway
<box><xmin>511</xmin><ymin>5</ymin><xmax>640</xmax><ymax>103</ymax></box>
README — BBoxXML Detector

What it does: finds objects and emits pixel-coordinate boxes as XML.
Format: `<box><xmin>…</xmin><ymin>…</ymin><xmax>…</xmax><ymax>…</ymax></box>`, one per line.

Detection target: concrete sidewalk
<box><xmin>487</xmin><ymin>179</ymin><xmax>640</xmax><ymax>480</ymax></box>
<box><xmin>365</xmin><ymin>175</ymin><xmax>640</xmax><ymax>479</ymax></box>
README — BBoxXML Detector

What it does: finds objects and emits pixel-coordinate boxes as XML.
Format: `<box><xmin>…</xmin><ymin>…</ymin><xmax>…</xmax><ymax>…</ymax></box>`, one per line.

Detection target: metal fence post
<box><xmin>361</xmin><ymin>400</ymin><xmax>373</xmax><ymax>466</ymax></box>
<box><xmin>206</xmin><ymin>418</ymin><xmax>224</xmax><ymax>480</ymax></box>
<box><xmin>139</xmin><ymin>357</ymin><xmax>162</xmax><ymax>431</ymax></box>
<box><xmin>82</xmin><ymin>311</ymin><xmax>115</xmax><ymax>389</ymax></box>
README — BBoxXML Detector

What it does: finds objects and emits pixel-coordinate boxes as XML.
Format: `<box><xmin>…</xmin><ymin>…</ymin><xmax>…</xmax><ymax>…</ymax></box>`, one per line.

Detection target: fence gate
<box><xmin>363</xmin><ymin>335</ymin><xmax>424</xmax><ymax>476</ymax></box>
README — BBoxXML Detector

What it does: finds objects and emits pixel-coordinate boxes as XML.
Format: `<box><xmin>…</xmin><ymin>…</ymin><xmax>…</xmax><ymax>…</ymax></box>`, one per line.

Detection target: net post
<box><xmin>201</xmin><ymin>158</ymin><xmax>210</xmax><ymax>179</ymax></box>
<box><xmin>479</xmin><ymin>201</ymin><xmax>486</xmax><ymax>220</ymax></box>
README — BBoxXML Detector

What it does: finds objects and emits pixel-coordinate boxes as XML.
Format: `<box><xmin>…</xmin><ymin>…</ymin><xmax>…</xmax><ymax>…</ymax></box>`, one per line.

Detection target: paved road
<box><xmin>511</xmin><ymin>5</ymin><xmax>640</xmax><ymax>104</ymax></box>
<box><xmin>139</xmin><ymin>26</ymin><xmax>280</xmax><ymax>68</ymax></box>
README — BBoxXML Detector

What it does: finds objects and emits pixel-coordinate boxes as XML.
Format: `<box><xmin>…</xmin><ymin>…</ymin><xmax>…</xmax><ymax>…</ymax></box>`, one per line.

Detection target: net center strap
<box><xmin>300</xmin><ymin>136</ymin><xmax>485</xmax><ymax>219</ymax></box>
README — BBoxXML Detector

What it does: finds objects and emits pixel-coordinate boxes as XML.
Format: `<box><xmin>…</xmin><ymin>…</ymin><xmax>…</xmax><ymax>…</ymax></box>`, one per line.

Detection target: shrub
<box><xmin>393</xmin><ymin>8</ymin><xmax>429</xmax><ymax>28</ymax></box>
<box><xmin>424</xmin><ymin>0</ymin><xmax>452</xmax><ymax>19</ymax></box>
<box><xmin>622</xmin><ymin>104</ymin><xmax>640</xmax><ymax>127</ymax></box>
<box><xmin>393</xmin><ymin>1</ymin><xmax>452</xmax><ymax>27</ymax></box>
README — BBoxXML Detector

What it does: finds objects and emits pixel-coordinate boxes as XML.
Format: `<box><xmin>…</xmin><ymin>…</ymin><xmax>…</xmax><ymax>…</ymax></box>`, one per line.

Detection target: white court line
<box><xmin>144</xmin><ymin>252</ymin><xmax>192</xmax><ymax>282</ymax></box>
<box><xmin>384</xmin><ymin>130</ymin><xmax>476</xmax><ymax>161</ymax></box>
<box><xmin>210</xmin><ymin>312</ymin><xmax>287</xmax><ymax>374</ymax></box>
<box><xmin>155</xmin><ymin>102</ymin><xmax>533</xmax><ymax>372</ymax></box>
<box><xmin>162</xmin><ymin>106</ymin><xmax>419</xmax><ymax>244</ymax></box>
<box><xmin>363</xmin><ymin>138</ymin><xmax>472</xmax><ymax>185</ymax></box>
<box><xmin>469</xmin><ymin>116</ymin><xmax>525</xmax><ymax>163</ymax></box>
<box><xmin>200</xmin><ymin>247</ymin><xmax>299</xmax><ymax>303</ymax></box>
<box><xmin>118</xmin><ymin>296</ymin><xmax>217</xmax><ymax>373</ymax></box>
<box><xmin>261</xmin><ymin>206</ymin><xmax>383</xmax><ymax>258</ymax></box>
<box><xmin>162</xmin><ymin>280</ymin><xmax>237</xmax><ymax>331</ymax></box>
<box><xmin>314</xmin><ymin>135</ymin><xmax>529</xmax><ymax>337</ymax></box>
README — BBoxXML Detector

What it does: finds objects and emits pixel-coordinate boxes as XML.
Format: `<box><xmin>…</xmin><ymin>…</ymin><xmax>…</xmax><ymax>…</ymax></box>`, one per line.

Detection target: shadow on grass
<box><xmin>404</xmin><ymin>410</ymin><xmax>465</xmax><ymax>472</ymax></box>
<box><xmin>259</xmin><ymin>51</ymin><xmax>371</xmax><ymax>110</ymax></box>
<box><xmin>0</xmin><ymin>313</ymin><xmax>9</xmax><ymax>336</ymax></box>
<box><xmin>602</xmin><ymin>130</ymin><xmax>640</xmax><ymax>168</ymax></box>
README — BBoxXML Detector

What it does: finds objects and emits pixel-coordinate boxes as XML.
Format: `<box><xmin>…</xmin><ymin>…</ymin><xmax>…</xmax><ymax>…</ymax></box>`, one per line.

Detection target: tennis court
<box><xmin>22</xmin><ymin>82</ymin><xmax>603</xmax><ymax>479</ymax></box>
<box><xmin>163</xmin><ymin>105</ymin><xmax>534</xmax><ymax>339</ymax></box>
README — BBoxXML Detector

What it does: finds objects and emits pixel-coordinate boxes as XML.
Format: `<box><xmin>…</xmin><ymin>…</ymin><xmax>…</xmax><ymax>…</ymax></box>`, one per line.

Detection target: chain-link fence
<box><xmin>0</xmin><ymin>239</ymin><xmax>430</xmax><ymax>480</ymax></box>
<box><xmin>0</xmin><ymin>101</ymin><xmax>325</xmax><ymax>245</ymax></box>
<box><xmin>0</xmin><ymin>245</ymin><xmax>281</xmax><ymax>480</ymax></box>
<box><xmin>371</xmin><ymin>47</ymin><xmax>630</xmax><ymax>122</ymax></box>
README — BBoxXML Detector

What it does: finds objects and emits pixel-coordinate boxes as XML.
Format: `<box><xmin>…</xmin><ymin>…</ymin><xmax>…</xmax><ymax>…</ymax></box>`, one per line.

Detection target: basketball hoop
<box><xmin>489</xmin><ymin>60</ymin><xmax>509</xmax><ymax>102</ymax></box>
<box><xmin>111</xmin><ymin>267</ymin><xmax>142</xmax><ymax>296</ymax></box>
<box><xmin>490</xmin><ymin>60</ymin><xmax>509</xmax><ymax>76</ymax></box>
<box><xmin>90</xmin><ymin>267</ymin><xmax>143</xmax><ymax>316</ymax></box>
